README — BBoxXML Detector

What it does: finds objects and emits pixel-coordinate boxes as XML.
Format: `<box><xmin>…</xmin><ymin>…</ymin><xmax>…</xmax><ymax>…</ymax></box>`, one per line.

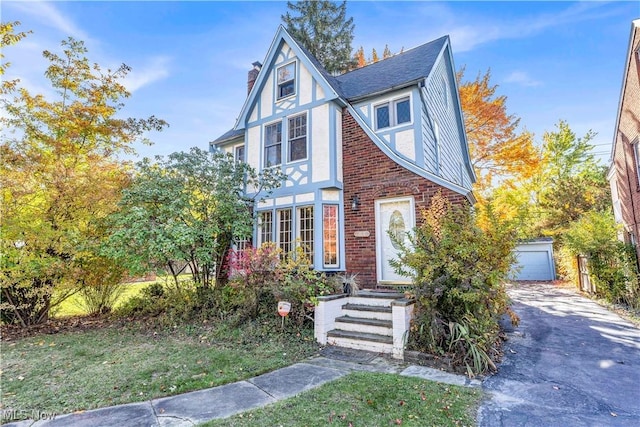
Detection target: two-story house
<box><xmin>212</xmin><ymin>26</ymin><xmax>475</xmax><ymax>287</ymax></box>
<box><xmin>609</xmin><ymin>19</ymin><xmax>640</xmax><ymax>265</ymax></box>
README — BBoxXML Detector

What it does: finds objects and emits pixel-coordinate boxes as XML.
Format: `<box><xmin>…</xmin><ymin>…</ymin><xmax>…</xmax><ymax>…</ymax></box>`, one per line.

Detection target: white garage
<box><xmin>511</xmin><ymin>239</ymin><xmax>556</xmax><ymax>281</ymax></box>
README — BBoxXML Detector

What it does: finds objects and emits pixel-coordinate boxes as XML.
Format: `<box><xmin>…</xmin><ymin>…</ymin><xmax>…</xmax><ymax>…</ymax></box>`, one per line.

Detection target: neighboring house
<box><xmin>212</xmin><ymin>26</ymin><xmax>475</xmax><ymax>287</ymax></box>
<box><xmin>608</xmin><ymin>19</ymin><xmax>640</xmax><ymax>264</ymax></box>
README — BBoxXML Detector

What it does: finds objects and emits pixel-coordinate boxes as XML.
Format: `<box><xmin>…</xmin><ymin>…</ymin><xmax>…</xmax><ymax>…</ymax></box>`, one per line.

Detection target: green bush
<box><xmin>116</xmin><ymin>279</ymin><xmax>200</xmax><ymax>323</ymax></box>
<box><xmin>562</xmin><ymin>210</ymin><xmax>640</xmax><ymax>307</ymax></box>
<box><xmin>393</xmin><ymin>193</ymin><xmax>517</xmax><ymax>377</ymax></box>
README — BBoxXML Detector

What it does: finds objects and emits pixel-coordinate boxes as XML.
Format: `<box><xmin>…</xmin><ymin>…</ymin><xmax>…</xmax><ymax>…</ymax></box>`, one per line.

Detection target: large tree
<box><xmin>282</xmin><ymin>0</ymin><xmax>355</xmax><ymax>74</ymax></box>
<box><xmin>457</xmin><ymin>68</ymin><xmax>541</xmax><ymax>194</ymax></box>
<box><xmin>535</xmin><ymin>120</ymin><xmax>610</xmax><ymax>239</ymax></box>
<box><xmin>105</xmin><ymin>148</ymin><xmax>285</xmax><ymax>290</ymax></box>
<box><xmin>0</xmin><ymin>31</ymin><xmax>166</xmax><ymax>326</ymax></box>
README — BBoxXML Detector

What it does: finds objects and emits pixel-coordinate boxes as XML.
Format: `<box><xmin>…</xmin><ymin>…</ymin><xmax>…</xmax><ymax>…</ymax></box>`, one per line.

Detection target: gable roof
<box><xmin>335</xmin><ymin>36</ymin><xmax>448</xmax><ymax>101</ymax></box>
<box><xmin>231</xmin><ymin>25</ymin><xmax>345</xmax><ymax>133</ymax></box>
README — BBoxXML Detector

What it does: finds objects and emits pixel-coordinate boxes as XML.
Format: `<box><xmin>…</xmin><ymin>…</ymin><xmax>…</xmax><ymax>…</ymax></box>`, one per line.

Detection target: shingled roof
<box><xmin>335</xmin><ymin>35</ymin><xmax>448</xmax><ymax>101</ymax></box>
<box><xmin>211</xmin><ymin>127</ymin><xmax>244</xmax><ymax>144</ymax></box>
<box><xmin>213</xmin><ymin>32</ymin><xmax>449</xmax><ymax>144</ymax></box>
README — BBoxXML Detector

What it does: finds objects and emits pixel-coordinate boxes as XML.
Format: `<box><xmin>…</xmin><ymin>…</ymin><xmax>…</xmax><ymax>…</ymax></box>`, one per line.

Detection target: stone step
<box><xmin>326</xmin><ymin>330</ymin><xmax>393</xmax><ymax>354</ymax></box>
<box><xmin>334</xmin><ymin>316</ymin><xmax>393</xmax><ymax>336</ymax></box>
<box><xmin>342</xmin><ymin>303</ymin><xmax>392</xmax><ymax>321</ymax></box>
<box><xmin>327</xmin><ymin>329</ymin><xmax>393</xmax><ymax>344</ymax></box>
<box><xmin>348</xmin><ymin>292</ymin><xmax>404</xmax><ymax>307</ymax></box>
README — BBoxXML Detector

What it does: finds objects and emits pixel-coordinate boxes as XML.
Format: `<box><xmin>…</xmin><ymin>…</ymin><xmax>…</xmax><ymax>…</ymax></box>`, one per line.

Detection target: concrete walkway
<box><xmin>478</xmin><ymin>282</ymin><xmax>640</xmax><ymax>426</ymax></box>
<box><xmin>5</xmin><ymin>348</ymin><xmax>480</xmax><ymax>427</ymax></box>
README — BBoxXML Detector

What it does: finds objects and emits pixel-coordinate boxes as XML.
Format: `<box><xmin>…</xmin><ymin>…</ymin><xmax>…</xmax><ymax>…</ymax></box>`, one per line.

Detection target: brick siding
<box><xmin>342</xmin><ymin>108</ymin><xmax>469</xmax><ymax>287</ymax></box>
<box><xmin>611</xmin><ymin>23</ymin><xmax>640</xmax><ymax>263</ymax></box>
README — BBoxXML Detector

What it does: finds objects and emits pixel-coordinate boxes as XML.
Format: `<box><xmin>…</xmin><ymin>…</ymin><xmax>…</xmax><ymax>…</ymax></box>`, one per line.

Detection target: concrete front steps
<box><xmin>321</xmin><ymin>291</ymin><xmax>409</xmax><ymax>355</ymax></box>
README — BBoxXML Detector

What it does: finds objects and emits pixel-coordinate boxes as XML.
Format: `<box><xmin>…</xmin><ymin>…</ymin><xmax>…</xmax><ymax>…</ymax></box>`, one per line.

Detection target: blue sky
<box><xmin>3</xmin><ymin>1</ymin><xmax>638</xmax><ymax>164</ymax></box>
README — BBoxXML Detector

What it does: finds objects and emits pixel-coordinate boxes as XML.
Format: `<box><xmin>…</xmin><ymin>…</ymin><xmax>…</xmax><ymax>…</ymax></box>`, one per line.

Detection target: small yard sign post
<box><xmin>277</xmin><ymin>301</ymin><xmax>291</xmax><ymax>329</ymax></box>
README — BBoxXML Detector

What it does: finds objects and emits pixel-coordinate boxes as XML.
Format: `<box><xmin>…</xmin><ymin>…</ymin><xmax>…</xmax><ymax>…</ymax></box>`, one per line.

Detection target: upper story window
<box><xmin>264</xmin><ymin>121</ymin><xmax>282</xmax><ymax>167</ymax></box>
<box><xmin>277</xmin><ymin>62</ymin><xmax>296</xmax><ymax>100</ymax></box>
<box><xmin>288</xmin><ymin>113</ymin><xmax>307</xmax><ymax>162</ymax></box>
<box><xmin>375</xmin><ymin>96</ymin><xmax>411</xmax><ymax>130</ymax></box>
<box><xmin>235</xmin><ymin>145</ymin><xmax>245</xmax><ymax>163</ymax></box>
<box><xmin>263</xmin><ymin>113</ymin><xmax>307</xmax><ymax>167</ymax></box>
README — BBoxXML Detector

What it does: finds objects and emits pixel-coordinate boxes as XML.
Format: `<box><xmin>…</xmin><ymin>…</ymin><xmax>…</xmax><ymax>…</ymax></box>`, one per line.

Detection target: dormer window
<box><xmin>375</xmin><ymin>96</ymin><xmax>411</xmax><ymax>130</ymax></box>
<box><xmin>277</xmin><ymin>62</ymin><xmax>296</xmax><ymax>99</ymax></box>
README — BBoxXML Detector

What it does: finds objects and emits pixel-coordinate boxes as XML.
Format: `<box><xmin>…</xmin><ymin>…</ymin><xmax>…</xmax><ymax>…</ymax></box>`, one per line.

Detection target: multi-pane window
<box><xmin>264</xmin><ymin>122</ymin><xmax>282</xmax><ymax>167</ymax></box>
<box><xmin>277</xmin><ymin>62</ymin><xmax>295</xmax><ymax>99</ymax></box>
<box><xmin>375</xmin><ymin>96</ymin><xmax>411</xmax><ymax>130</ymax></box>
<box><xmin>277</xmin><ymin>209</ymin><xmax>293</xmax><ymax>255</ymax></box>
<box><xmin>298</xmin><ymin>206</ymin><xmax>314</xmax><ymax>262</ymax></box>
<box><xmin>258</xmin><ymin>211</ymin><xmax>273</xmax><ymax>246</ymax></box>
<box><xmin>235</xmin><ymin>145</ymin><xmax>245</xmax><ymax>163</ymax></box>
<box><xmin>396</xmin><ymin>98</ymin><xmax>411</xmax><ymax>124</ymax></box>
<box><xmin>288</xmin><ymin>114</ymin><xmax>307</xmax><ymax>162</ymax></box>
<box><xmin>322</xmin><ymin>205</ymin><xmax>338</xmax><ymax>267</ymax></box>
<box><xmin>376</xmin><ymin>104</ymin><xmax>390</xmax><ymax>129</ymax></box>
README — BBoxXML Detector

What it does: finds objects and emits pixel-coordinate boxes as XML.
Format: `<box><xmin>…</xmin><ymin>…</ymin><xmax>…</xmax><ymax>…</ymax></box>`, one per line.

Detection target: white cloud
<box><xmin>7</xmin><ymin>1</ymin><xmax>90</xmax><ymax>41</ymax></box>
<box><xmin>437</xmin><ymin>1</ymin><xmax>626</xmax><ymax>53</ymax></box>
<box><xmin>122</xmin><ymin>57</ymin><xmax>171</xmax><ymax>93</ymax></box>
<box><xmin>504</xmin><ymin>71</ymin><xmax>542</xmax><ymax>87</ymax></box>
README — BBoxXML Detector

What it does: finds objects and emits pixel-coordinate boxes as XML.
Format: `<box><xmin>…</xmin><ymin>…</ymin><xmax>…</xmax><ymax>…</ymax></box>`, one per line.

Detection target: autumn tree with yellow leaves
<box><xmin>457</xmin><ymin>68</ymin><xmax>541</xmax><ymax>195</ymax></box>
<box><xmin>0</xmin><ymin>23</ymin><xmax>166</xmax><ymax>325</ymax></box>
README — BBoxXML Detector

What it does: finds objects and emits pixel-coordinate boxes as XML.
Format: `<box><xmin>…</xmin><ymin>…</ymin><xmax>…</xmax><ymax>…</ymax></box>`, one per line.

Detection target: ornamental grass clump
<box><xmin>392</xmin><ymin>192</ymin><xmax>518</xmax><ymax>377</ymax></box>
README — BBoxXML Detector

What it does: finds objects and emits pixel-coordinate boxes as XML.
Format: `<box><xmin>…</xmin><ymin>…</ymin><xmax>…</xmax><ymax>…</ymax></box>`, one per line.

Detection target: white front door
<box><xmin>375</xmin><ymin>197</ymin><xmax>415</xmax><ymax>284</ymax></box>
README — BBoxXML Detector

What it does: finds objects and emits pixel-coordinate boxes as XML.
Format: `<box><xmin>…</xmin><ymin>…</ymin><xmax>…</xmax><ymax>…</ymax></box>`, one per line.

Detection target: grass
<box><xmin>203</xmin><ymin>371</ymin><xmax>482</xmax><ymax>427</ymax></box>
<box><xmin>52</xmin><ymin>281</ymin><xmax>153</xmax><ymax>318</ymax></box>
<box><xmin>1</xmin><ymin>318</ymin><xmax>320</xmax><ymax>420</ymax></box>
<box><xmin>51</xmin><ymin>275</ymin><xmax>192</xmax><ymax>318</ymax></box>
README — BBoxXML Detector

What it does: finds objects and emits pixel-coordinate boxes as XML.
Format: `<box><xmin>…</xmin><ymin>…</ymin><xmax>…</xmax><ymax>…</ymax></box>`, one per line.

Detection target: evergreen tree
<box><xmin>282</xmin><ymin>0</ymin><xmax>355</xmax><ymax>74</ymax></box>
<box><xmin>383</xmin><ymin>44</ymin><xmax>392</xmax><ymax>59</ymax></box>
<box><xmin>371</xmin><ymin>47</ymin><xmax>379</xmax><ymax>63</ymax></box>
<box><xmin>354</xmin><ymin>46</ymin><xmax>366</xmax><ymax>68</ymax></box>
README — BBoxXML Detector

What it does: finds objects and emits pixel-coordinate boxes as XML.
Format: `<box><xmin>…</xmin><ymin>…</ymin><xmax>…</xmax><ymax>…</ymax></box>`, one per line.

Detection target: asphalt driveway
<box><xmin>478</xmin><ymin>282</ymin><xmax>640</xmax><ymax>426</ymax></box>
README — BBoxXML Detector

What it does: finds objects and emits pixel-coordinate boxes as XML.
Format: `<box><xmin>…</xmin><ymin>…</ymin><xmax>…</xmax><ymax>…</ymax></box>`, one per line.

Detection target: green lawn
<box><xmin>1</xmin><ymin>319</ymin><xmax>320</xmax><ymax>420</ymax></box>
<box><xmin>52</xmin><ymin>275</ymin><xmax>189</xmax><ymax>318</ymax></box>
<box><xmin>52</xmin><ymin>281</ymin><xmax>150</xmax><ymax>317</ymax></box>
<box><xmin>203</xmin><ymin>371</ymin><xmax>482</xmax><ymax>427</ymax></box>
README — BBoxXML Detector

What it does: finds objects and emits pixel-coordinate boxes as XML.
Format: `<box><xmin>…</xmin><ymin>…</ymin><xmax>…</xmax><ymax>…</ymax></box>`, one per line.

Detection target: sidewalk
<box><xmin>5</xmin><ymin>348</ymin><xmax>480</xmax><ymax>427</ymax></box>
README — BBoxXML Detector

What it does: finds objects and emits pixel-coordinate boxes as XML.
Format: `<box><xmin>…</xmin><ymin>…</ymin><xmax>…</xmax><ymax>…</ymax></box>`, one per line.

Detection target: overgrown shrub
<box><xmin>393</xmin><ymin>193</ymin><xmax>517</xmax><ymax>377</ymax></box>
<box><xmin>561</xmin><ymin>210</ymin><xmax>640</xmax><ymax>308</ymax></box>
<box><xmin>76</xmin><ymin>255</ymin><xmax>126</xmax><ymax>316</ymax></box>
<box><xmin>227</xmin><ymin>244</ymin><xmax>340</xmax><ymax>325</ymax></box>
<box><xmin>116</xmin><ymin>278</ymin><xmax>199</xmax><ymax>323</ymax></box>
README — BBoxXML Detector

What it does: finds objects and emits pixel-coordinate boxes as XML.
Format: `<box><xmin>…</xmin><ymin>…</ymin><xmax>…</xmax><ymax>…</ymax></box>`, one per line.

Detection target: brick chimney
<box><xmin>247</xmin><ymin>61</ymin><xmax>262</xmax><ymax>95</ymax></box>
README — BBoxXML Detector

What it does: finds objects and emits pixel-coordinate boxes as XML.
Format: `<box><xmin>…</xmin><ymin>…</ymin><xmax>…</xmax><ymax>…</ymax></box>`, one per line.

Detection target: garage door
<box><xmin>513</xmin><ymin>250</ymin><xmax>554</xmax><ymax>281</ymax></box>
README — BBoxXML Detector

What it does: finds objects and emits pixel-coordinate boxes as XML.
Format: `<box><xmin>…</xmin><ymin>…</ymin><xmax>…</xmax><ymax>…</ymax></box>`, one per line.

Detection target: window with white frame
<box><xmin>322</xmin><ymin>205</ymin><xmax>339</xmax><ymax>268</ymax></box>
<box><xmin>298</xmin><ymin>206</ymin><xmax>314</xmax><ymax>262</ymax></box>
<box><xmin>235</xmin><ymin>145</ymin><xmax>245</xmax><ymax>163</ymax></box>
<box><xmin>277</xmin><ymin>62</ymin><xmax>296</xmax><ymax>99</ymax></box>
<box><xmin>375</xmin><ymin>96</ymin><xmax>411</xmax><ymax>130</ymax></box>
<box><xmin>277</xmin><ymin>208</ymin><xmax>293</xmax><ymax>255</ymax></box>
<box><xmin>264</xmin><ymin>121</ymin><xmax>282</xmax><ymax>167</ymax></box>
<box><xmin>258</xmin><ymin>211</ymin><xmax>273</xmax><ymax>246</ymax></box>
<box><xmin>288</xmin><ymin>113</ymin><xmax>307</xmax><ymax>162</ymax></box>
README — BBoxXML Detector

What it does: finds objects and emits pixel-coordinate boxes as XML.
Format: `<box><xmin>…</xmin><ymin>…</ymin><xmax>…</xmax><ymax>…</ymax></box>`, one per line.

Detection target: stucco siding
<box><xmin>312</xmin><ymin>104</ymin><xmax>331</xmax><ymax>182</ymax></box>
